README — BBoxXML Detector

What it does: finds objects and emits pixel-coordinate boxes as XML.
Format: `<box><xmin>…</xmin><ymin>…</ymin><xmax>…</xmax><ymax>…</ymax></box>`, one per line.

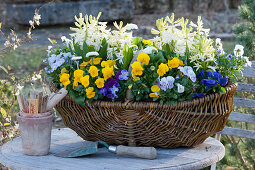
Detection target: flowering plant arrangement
<box><xmin>45</xmin><ymin>13</ymin><xmax>251</xmax><ymax>106</ymax></box>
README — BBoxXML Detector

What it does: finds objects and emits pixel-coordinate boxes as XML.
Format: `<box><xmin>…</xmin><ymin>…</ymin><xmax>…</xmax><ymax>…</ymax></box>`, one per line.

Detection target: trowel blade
<box><xmin>54</xmin><ymin>142</ymin><xmax>98</xmax><ymax>158</ymax></box>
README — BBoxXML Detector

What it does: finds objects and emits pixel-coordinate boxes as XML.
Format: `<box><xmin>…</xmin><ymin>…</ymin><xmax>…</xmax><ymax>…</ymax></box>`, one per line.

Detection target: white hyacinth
<box><xmin>126</xmin><ymin>23</ymin><xmax>138</xmax><ymax>30</ymax></box>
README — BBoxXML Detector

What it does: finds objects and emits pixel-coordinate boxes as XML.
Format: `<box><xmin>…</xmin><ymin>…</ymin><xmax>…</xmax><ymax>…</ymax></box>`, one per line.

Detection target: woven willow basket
<box><xmin>50</xmin><ymin>83</ymin><xmax>237</xmax><ymax>148</ymax></box>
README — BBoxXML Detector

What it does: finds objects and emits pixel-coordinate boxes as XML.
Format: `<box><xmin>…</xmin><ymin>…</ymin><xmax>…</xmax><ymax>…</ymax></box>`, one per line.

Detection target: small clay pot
<box><xmin>17</xmin><ymin>112</ymin><xmax>54</xmax><ymax>156</ymax></box>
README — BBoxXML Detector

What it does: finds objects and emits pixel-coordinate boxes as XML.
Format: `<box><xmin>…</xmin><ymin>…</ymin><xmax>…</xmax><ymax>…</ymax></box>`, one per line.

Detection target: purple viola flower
<box><xmin>116</xmin><ymin>70</ymin><xmax>122</xmax><ymax>80</ymax></box>
<box><xmin>193</xmin><ymin>93</ymin><xmax>204</xmax><ymax>98</ymax></box>
<box><xmin>201</xmin><ymin>79</ymin><xmax>218</xmax><ymax>87</ymax></box>
<box><xmin>226</xmin><ymin>54</ymin><xmax>232</xmax><ymax>60</ymax></box>
<box><xmin>219</xmin><ymin>76</ymin><xmax>228</xmax><ymax>87</ymax></box>
<box><xmin>99</xmin><ymin>88</ymin><xmax>107</xmax><ymax>96</ymax></box>
<box><xmin>107</xmin><ymin>93</ymin><xmax>118</xmax><ymax>99</ymax></box>
<box><xmin>105</xmin><ymin>78</ymin><xmax>119</xmax><ymax>90</ymax></box>
<box><xmin>217</xmin><ymin>49</ymin><xmax>224</xmax><ymax>56</ymax></box>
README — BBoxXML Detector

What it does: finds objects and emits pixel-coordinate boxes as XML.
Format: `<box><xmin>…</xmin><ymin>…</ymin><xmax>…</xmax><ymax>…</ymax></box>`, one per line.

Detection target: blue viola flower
<box><xmin>197</xmin><ymin>69</ymin><xmax>205</xmax><ymax>80</ymax></box>
<box><xmin>219</xmin><ymin>76</ymin><xmax>228</xmax><ymax>87</ymax></box>
<box><xmin>206</xmin><ymin>71</ymin><xmax>212</xmax><ymax>78</ymax></box>
<box><xmin>109</xmin><ymin>85</ymin><xmax>119</xmax><ymax>95</ymax></box>
<box><xmin>192</xmin><ymin>93</ymin><xmax>204</xmax><ymax>98</ymax></box>
<box><xmin>116</xmin><ymin>70</ymin><xmax>129</xmax><ymax>81</ymax></box>
<box><xmin>119</xmin><ymin>70</ymin><xmax>129</xmax><ymax>80</ymax></box>
<box><xmin>201</xmin><ymin>79</ymin><xmax>218</xmax><ymax>87</ymax></box>
<box><xmin>226</xmin><ymin>54</ymin><xmax>232</xmax><ymax>60</ymax></box>
<box><xmin>99</xmin><ymin>88</ymin><xmax>107</xmax><ymax>96</ymax></box>
<box><xmin>213</xmin><ymin>72</ymin><xmax>222</xmax><ymax>81</ymax></box>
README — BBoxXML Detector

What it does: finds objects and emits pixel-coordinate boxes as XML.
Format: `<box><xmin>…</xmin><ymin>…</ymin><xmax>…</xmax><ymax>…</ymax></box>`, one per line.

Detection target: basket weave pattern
<box><xmin>50</xmin><ymin>83</ymin><xmax>237</xmax><ymax>148</ymax></box>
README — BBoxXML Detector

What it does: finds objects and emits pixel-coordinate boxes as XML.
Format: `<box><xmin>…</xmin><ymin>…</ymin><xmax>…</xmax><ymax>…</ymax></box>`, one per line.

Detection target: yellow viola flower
<box><xmin>142</xmin><ymin>40</ymin><xmax>152</xmax><ymax>45</ymax></box>
<box><xmin>133</xmin><ymin>76</ymin><xmax>140</xmax><ymax>82</ymax></box>
<box><xmin>74</xmin><ymin>69</ymin><xmax>84</xmax><ymax>81</ymax></box>
<box><xmin>91</xmin><ymin>58</ymin><xmax>102</xmax><ymax>65</ymax></box>
<box><xmin>80</xmin><ymin>61</ymin><xmax>89</xmax><ymax>69</ymax></box>
<box><xmin>86</xmin><ymin>87</ymin><xmax>95</xmax><ymax>99</ymax></box>
<box><xmin>137</xmin><ymin>52</ymin><xmax>150</xmax><ymax>65</ymax></box>
<box><xmin>73</xmin><ymin>80</ymin><xmax>79</xmax><ymax>88</ymax></box>
<box><xmin>60</xmin><ymin>67</ymin><xmax>68</xmax><ymax>75</ymax></box>
<box><xmin>88</xmin><ymin>66</ymin><xmax>99</xmax><ymax>77</ymax></box>
<box><xmin>101</xmin><ymin>60</ymin><xmax>116</xmax><ymax>67</ymax></box>
<box><xmin>149</xmin><ymin>85</ymin><xmax>160</xmax><ymax>98</ymax></box>
<box><xmin>80</xmin><ymin>75</ymin><xmax>90</xmax><ymax>88</ymax></box>
<box><xmin>131</xmin><ymin>61</ymin><xmax>144</xmax><ymax>76</ymax></box>
<box><xmin>168</xmin><ymin>57</ymin><xmax>184</xmax><ymax>68</ymax></box>
<box><xmin>151</xmin><ymin>85</ymin><xmax>160</xmax><ymax>92</ymax></box>
<box><xmin>59</xmin><ymin>73</ymin><xmax>71</xmax><ymax>88</ymax></box>
<box><xmin>157</xmin><ymin>63</ymin><xmax>169</xmax><ymax>76</ymax></box>
<box><xmin>102</xmin><ymin>66</ymin><xmax>115</xmax><ymax>80</ymax></box>
<box><xmin>95</xmin><ymin>78</ymin><xmax>105</xmax><ymax>88</ymax></box>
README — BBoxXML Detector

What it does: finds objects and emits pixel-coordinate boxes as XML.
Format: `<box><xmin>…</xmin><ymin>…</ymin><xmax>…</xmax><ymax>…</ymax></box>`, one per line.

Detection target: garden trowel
<box><xmin>54</xmin><ymin>141</ymin><xmax>157</xmax><ymax>160</ymax></box>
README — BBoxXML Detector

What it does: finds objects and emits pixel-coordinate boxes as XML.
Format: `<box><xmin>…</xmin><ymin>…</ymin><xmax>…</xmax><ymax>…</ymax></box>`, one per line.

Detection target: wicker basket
<box><xmin>50</xmin><ymin>83</ymin><xmax>237</xmax><ymax>148</ymax></box>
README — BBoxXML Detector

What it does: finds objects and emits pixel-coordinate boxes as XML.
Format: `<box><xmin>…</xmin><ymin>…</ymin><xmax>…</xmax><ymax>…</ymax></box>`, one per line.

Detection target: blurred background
<box><xmin>0</xmin><ymin>0</ymin><xmax>254</xmax><ymax>170</ymax></box>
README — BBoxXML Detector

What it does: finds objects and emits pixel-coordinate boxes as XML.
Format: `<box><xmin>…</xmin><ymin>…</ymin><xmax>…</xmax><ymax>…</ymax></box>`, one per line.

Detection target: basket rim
<box><xmin>50</xmin><ymin>82</ymin><xmax>237</xmax><ymax>109</ymax></box>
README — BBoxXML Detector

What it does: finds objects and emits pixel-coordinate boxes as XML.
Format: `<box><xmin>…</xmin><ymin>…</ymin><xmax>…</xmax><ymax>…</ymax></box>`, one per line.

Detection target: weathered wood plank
<box><xmin>234</xmin><ymin>98</ymin><xmax>255</xmax><ymax>108</ymax></box>
<box><xmin>0</xmin><ymin>128</ymin><xmax>225</xmax><ymax>170</ymax></box>
<box><xmin>241</xmin><ymin>61</ymin><xmax>255</xmax><ymax>78</ymax></box>
<box><xmin>237</xmin><ymin>83</ymin><xmax>255</xmax><ymax>93</ymax></box>
<box><xmin>219</xmin><ymin>127</ymin><xmax>255</xmax><ymax>139</ymax></box>
<box><xmin>228</xmin><ymin>112</ymin><xmax>255</xmax><ymax>124</ymax></box>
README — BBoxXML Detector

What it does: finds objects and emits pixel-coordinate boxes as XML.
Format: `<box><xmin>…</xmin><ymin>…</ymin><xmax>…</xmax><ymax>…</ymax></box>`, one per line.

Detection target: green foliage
<box><xmin>234</xmin><ymin>0</ymin><xmax>255</xmax><ymax>60</ymax></box>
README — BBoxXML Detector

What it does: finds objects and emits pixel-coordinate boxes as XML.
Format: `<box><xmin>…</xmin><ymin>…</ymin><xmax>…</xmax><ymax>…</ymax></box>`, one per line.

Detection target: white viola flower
<box><xmin>15</xmin><ymin>84</ymin><xmax>24</xmax><ymax>96</ymax></box>
<box><xmin>166</xmin><ymin>76</ymin><xmax>175</xmax><ymax>89</ymax></box>
<box><xmin>187</xmin><ymin>69</ymin><xmax>196</xmax><ymax>82</ymax></box>
<box><xmin>61</xmin><ymin>36</ymin><xmax>71</xmax><ymax>46</ymax></box>
<box><xmin>126</xmin><ymin>23</ymin><xmax>138</xmax><ymax>30</ymax></box>
<box><xmin>142</xmin><ymin>46</ymin><xmax>157</xmax><ymax>54</ymax></box>
<box><xmin>178</xmin><ymin>66</ymin><xmax>196</xmax><ymax>82</ymax></box>
<box><xmin>243</xmin><ymin>56</ymin><xmax>252</xmax><ymax>67</ymax></box>
<box><xmin>159</xmin><ymin>77</ymin><xmax>169</xmax><ymax>91</ymax></box>
<box><xmin>176</xmin><ymin>83</ymin><xmax>184</xmax><ymax>93</ymax></box>
<box><xmin>215</xmin><ymin>38</ymin><xmax>222</xmax><ymax>49</ymax></box>
<box><xmin>31</xmin><ymin>74</ymin><xmax>42</xmax><ymax>81</ymax></box>
<box><xmin>86</xmin><ymin>52</ymin><xmax>99</xmax><ymax>58</ymax></box>
<box><xmin>234</xmin><ymin>45</ymin><xmax>244</xmax><ymax>57</ymax></box>
<box><xmin>56</xmin><ymin>58</ymin><xmax>65</xmax><ymax>66</ymax></box>
<box><xmin>71</xmin><ymin>56</ymin><xmax>82</xmax><ymax>60</ymax></box>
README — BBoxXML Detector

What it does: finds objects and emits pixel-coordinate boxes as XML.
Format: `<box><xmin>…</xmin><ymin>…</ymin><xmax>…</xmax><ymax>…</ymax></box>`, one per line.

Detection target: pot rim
<box><xmin>17</xmin><ymin>111</ymin><xmax>54</xmax><ymax>120</ymax></box>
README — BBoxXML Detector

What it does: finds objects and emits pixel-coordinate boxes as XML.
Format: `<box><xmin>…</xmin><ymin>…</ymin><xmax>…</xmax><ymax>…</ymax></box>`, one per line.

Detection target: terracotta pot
<box><xmin>17</xmin><ymin>112</ymin><xmax>54</xmax><ymax>156</ymax></box>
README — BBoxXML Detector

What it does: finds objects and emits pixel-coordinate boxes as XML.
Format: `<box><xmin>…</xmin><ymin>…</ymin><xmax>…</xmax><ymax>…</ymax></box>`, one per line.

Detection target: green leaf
<box><xmin>74</xmin><ymin>96</ymin><xmax>86</xmax><ymax>106</ymax></box>
<box><xmin>82</xmin><ymin>41</ymin><xmax>89</xmax><ymax>59</ymax></box>
<box><xmin>122</xmin><ymin>46</ymin><xmax>134</xmax><ymax>70</ymax></box>
<box><xmin>98</xmin><ymin>41</ymin><xmax>108</xmax><ymax>60</ymax></box>
<box><xmin>219</xmin><ymin>87</ymin><xmax>226</xmax><ymax>94</ymax></box>
<box><xmin>73</xmin><ymin>40</ymin><xmax>82</xmax><ymax>57</ymax></box>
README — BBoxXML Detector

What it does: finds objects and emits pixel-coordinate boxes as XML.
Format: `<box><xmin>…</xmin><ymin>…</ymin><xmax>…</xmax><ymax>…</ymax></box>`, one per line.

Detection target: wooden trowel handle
<box><xmin>46</xmin><ymin>88</ymin><xmax>68</xmax><ymax>111</ymax></box>
<box><xmin>115</xmin><ymin>145</ymin><xmax>157</xmax><ymax>159</ymax></box>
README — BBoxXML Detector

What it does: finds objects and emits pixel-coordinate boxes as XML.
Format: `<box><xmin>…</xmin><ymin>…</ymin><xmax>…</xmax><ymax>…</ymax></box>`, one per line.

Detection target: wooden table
<box><xmin>0</xmin><ymin>128</ymin><xmax>225</xmax><ymax>170</ymax></box>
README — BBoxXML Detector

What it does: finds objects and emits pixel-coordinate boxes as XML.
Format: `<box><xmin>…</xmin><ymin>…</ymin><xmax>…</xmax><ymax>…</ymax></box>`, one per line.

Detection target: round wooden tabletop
<box><xmin>0</xmin><ymin>128</ymin><xmax>225</xmax><ymax>170</ymax></box>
